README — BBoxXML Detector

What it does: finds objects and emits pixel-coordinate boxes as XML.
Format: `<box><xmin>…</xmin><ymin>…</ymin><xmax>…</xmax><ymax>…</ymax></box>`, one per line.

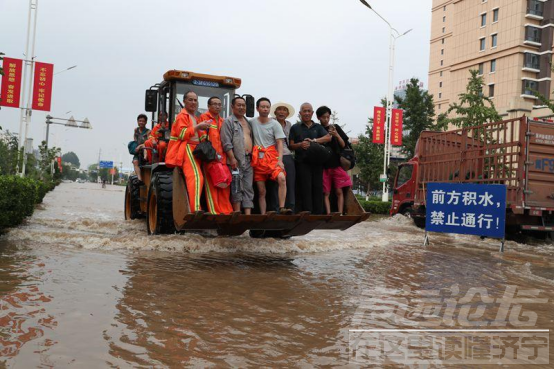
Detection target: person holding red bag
<box><xmin>198</xmin><ymin>97</ymin><xmax>233</xmax><ymax>215</ymax></box>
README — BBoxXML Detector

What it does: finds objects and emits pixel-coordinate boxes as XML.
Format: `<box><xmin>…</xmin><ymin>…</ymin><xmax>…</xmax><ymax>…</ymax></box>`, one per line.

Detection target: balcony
<box><xmin>522</xmin><ymin>79</ymin><xmax>539</xmax><ymax>99</ymax></box>
<box><xmin>524</xmin><ymin>26</ymin><xmax>542</xmax><ymax>46</ymax></box>
<box><xmin>526</xmin><ymin>0</ymin><xmax>544</xmax><ymax>20</ymax></box>
<box><xmin>523</xmin><ymin>53</ymin><xmax>541</xmax><ymax>72</ymax></box>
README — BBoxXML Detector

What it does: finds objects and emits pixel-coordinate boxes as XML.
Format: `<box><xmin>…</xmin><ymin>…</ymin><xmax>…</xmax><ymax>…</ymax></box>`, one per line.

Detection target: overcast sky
<box><xmin>0</xmin><ymin>0</ymin><xmax>432</xmax><ymax>169</ymax></box>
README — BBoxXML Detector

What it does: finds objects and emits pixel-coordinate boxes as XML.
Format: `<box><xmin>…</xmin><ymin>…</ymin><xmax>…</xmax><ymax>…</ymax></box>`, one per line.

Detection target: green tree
<box><xmin>0</xmin><ymin>129</ymin><xmax>21</xmax><ymax>175</ymax></box>
<box><xmin>354</xmin><ymin>120</ymin><xmax>385</xmax><ymax>198</ymax></box>
<box><xmin>61</xmin><ymin>163</ymin><xmax>79</xmax><ymax>181</ymax></box>
<box><xmin>438</xmin><ymin>69</ymin><xmax>501</xmax><ymax>128</ymax></box>
<box><xmin>88</xmin><ymin>164</ymin><xmax>99</xmax><ymax>182</ymax></box>
<box><xmin>61</xmin><ymin>151</ymin><xmax>80</xmax><ymax>168</ymax></box>
<box><xmin>37</xmin><ymin>141</ymin><xmax>61</xmax><ymax>180</ymax></box>
<box><xmin>395</xmin><ymin>78</ymin><xmax>444</xmax><ymax>158</ymax></box>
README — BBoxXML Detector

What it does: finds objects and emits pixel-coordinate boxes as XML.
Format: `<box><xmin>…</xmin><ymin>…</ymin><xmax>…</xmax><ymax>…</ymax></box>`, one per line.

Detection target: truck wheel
<box><xmin>401</xmin><ymin>206</ymin><xmax>426</xmax><ymax>229</ymax></box>
<box><xmin>125</xmin><ymin>175</ymin><xmax>142</xmax><ymax>220</ymax></box>
<box><xmin>401</xmin><ymin>207</ymin><xmax>414</xmax><ymax>218</ymax></box>
<box><xmin>146</xmin><ymin>172</ymin><xmax>175</xmax><ymax>234</ymax></box>
<box><xmin>413</xmin><ymin>217</ymin><xmax>426</xmax><ymax>229</ymax></box>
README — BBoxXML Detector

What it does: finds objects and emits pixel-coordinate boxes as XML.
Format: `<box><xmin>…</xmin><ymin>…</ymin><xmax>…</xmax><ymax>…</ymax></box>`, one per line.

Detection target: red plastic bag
<box><xmin>206</xmin><ymin>160</ymin><xmax>232</xmax><ymax>188</ymax></box>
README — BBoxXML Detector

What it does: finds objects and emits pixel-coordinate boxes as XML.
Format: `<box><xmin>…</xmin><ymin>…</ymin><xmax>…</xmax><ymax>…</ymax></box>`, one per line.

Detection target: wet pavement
<box><xmin>1</xmin><ymin>182</ymin><xmax>553</xmax><ymax>367</ymax></box>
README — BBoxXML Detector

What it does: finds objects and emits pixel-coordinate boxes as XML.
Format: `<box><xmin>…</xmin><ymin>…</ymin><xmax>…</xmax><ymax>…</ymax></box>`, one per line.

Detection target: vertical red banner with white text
<box><xmin>0</xmin><ymin>57</ymin><xmax>24</xmax><ymax>108</ymax></box>
<box><xmin>373</xmin><ymin>106</ymin><xmax>385</xmax><ymax>144</ymax></box>
<box><xmin>31</xmin><ymin>62</ymin><xmax>54</xmax><ymax>111</ymax></box>
<box><xmin>390</xmin><ymin>109</ymin><xmax>403</xmax><ymax>146</ymax></box>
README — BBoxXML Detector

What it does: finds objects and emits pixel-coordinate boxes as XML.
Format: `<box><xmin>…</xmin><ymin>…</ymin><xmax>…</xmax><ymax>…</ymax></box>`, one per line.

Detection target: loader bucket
<box><xmin>175</xmin><ymin>211</ymin><xmax>370</xmax><ymax>237</ymax></box>
<box><xmin>171</xmin><ymin>168</ymin><xmax>370</xmax><ymax>237</ymax></box>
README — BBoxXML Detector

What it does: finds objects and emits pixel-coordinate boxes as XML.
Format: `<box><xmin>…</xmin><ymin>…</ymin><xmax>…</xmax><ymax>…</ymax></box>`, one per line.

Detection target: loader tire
<box><xmin>125</xmin><ymin>175</ymin><xmax>142</xmax><ymax>220</ymax></box>
<box><xmin>249</xmin><ymin>230</ymin><xmax>291</xmax><ymax>239</ymax></box>
<box><xmin>147</xmin><ymin>172</ymin><xmax>175</xmax><ymax>234</ymax></box>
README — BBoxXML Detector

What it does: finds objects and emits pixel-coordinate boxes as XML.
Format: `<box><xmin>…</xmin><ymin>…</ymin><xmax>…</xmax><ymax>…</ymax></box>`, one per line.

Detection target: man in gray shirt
<box><xmin>250</xmin><ymin>97</ymin><xmax>290</xmax><ymax>215</ymax></box>
<box><xmin>221</xmin><ymin>97</ymin><xmax>254</xmax><ymax>215</ymax></box>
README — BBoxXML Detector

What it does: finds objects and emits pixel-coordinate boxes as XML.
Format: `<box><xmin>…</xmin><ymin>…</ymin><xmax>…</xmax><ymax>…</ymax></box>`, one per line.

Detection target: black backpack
<box><xmin>193</xmin><ymin>141</ymin><xmax>217</xmax><ymax>162</ymax></box>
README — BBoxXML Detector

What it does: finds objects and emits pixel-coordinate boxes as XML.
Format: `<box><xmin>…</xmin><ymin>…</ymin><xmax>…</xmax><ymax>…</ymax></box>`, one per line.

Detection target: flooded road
<box><xmin>1</xmin><ymin>182</ymin><xmax>553</xmax><ymax>367</ymax></box>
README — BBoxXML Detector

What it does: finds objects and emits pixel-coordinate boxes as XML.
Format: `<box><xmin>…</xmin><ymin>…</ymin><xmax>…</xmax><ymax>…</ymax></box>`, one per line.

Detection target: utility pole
<box><xmin>19</xmin><ymin>0</ymin><xmax>39</xmax><ymax>177</ymax></box>
<box><xmin>97</xmin><ymin>148</ymin><xmax>101</xmax><ymax>183</ymax></box>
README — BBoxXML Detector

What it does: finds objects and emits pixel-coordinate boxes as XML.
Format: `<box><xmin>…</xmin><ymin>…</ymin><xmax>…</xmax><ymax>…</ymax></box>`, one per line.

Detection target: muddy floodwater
<box><xmin>1</xmin><ymin>182</ymin><xmax>553</xmax><ymax>367</ymax></box>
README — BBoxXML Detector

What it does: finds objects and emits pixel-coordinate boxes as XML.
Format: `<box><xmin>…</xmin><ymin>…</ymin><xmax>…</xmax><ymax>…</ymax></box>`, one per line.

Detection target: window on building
<box><xmin>443</xmin><ymin>16</ymin><xmax>446</xmax><ymax>22</ymax></box>
<box><xmin>440</xmin><ymin>81</ymin><xmax>443</xmax><ymax>88</ymax></box>
<box><xmin>490</xmin><ymin>59</ymin><xmax>496</xmax><ymax>72</ymax></box>
<box><xmin>439</xmin><ymin>92</ymin><xmax>442</xmax><ymax>98</ymax></box>
<box><xmin>478</xmin><ymin>63</ymin><xmax>484</xmax><ymax>75</ymax></box>
<box><xmin>441</xmin><ymin>49</ymin><xmax>444</xmax><ymax>55</ymax></box>
<box><xmin>493</xmin><ymin>8</ymin><xmax>499</xmax><ymax>22</ymax></box>
<box><xmin>443</xmin><ymin>5</ymin><xmax>446</xmax><ymax>11</ymax></box>
<box><xmin>439</xmin><ymin>104</ymin><xmax>442</xmax><ymax>109</ymax></box>
<box><xmin>525</xmin><ymin>26</ymin><xmax>542</xmax><ymax>43</ymax></box>
<box><xmin>491</xmin><ymin>34</ymin><xmax>498</xmax><ymax>48</ymax></box>
<box><xmin>441</xmin><ymin>60</ymin><xmax>444</xmax><ymax>66</ymax></box>
<box><xmin>442</xmin><ymin>27</ymin><xmax>445</xmax><ymax>33</ymax></box>
<box><xmin>528</xmin><ymin>0</ymin><xmax>544</xmax><ymax>17</ymax></box>
<box><xmin>524</xmin><ymin>53</ymin><xmax>540</xmax><ymax>70</ymax></box>
<box><xmin>481</xmin><ymin>13</ymin><xmax>487</xmax><ymax>27</ymax></box>
<box><xmin>489</xmin><ymin>84</ymin><xmax>495</xmax><ymax>97</ymax></box>
<box><xmin>480</xmin><ymin>37</ymin><xmax>486</xmax><ymax>51</ymax></box>
<box><xmin>440</xmin><ymin>71</ymin><xmax>443</xmax><ymax>77</ymax></box>
<box><xmin>522</xmin><ymin>79</ymin><xmax>539</xmax><ymax>95</ymax></box>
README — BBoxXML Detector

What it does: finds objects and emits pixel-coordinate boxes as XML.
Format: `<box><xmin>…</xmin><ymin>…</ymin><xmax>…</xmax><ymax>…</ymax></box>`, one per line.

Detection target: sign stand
<box><xmin>423</xmin><ymin>231</ymin><xmax>429</xmax><ymax>246</ymax></box>
<box><xmin>499</xmin><ymin>238</ymin><xmax>505</xmax><ymax>253</ymax></box>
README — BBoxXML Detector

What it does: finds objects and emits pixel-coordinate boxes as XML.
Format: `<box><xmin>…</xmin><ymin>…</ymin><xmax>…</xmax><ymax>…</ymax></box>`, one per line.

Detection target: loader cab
<box><xmin>145</xmin><ymin>70</ymin><xmax>254</xmax><ymax>129</ymax></box>
<box><xmin>391</xmin><ymin>162</ymin><xmax>417</xmax><ymax>216</ymax></box>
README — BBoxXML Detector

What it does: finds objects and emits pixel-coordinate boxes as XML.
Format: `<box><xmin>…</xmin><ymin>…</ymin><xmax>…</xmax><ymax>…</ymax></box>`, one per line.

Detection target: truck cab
<box><xmin>391</xmin><ymin>160</ymin><xmax>417</xmax><ymax>216</ymax></box>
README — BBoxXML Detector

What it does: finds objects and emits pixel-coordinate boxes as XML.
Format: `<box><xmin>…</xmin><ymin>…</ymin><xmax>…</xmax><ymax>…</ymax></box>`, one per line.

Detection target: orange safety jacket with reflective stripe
<box><xmin>165</xmin><ymin>109</ymin><xmax>207</xmax><ymax>168</ymax></box>
<box><xmin>148</xmin><ymin>122</ymin><xmax>169</xmax><ymax>144</ymax></box>
<box><xmin>199</xmin><ymin>112</ymin><xmax>226</xmax><ymax>163</ymax></box>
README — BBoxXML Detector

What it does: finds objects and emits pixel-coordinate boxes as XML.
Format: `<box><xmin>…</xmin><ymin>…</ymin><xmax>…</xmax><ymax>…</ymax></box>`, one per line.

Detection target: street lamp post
<box><xmin>359</xmin><ymin>0</ymin><xmax>412</xmax><ymax>202</ymax></box>
<box><xmin>45</xmin><ymin>115</ymin><xmax>92</xmax><ymax>150</ymax></box>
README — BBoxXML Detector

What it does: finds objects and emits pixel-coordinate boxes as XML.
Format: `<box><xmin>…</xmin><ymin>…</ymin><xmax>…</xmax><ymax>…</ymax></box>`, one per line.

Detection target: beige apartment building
<box><xmin>429</xmin><ymin>0</ymin><xmax>554</xmax><ymax>120</ymax></box>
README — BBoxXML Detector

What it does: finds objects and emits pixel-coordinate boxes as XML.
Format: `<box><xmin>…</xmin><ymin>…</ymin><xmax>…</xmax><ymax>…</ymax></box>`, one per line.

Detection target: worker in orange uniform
<box><xmin>250</xmin><ymin>97</ymin><xmax>290</xmax><ymax>215</ymax></box>
<box><xmin>165</xmin><ymin>91</ymin><xmax>210</xmax><ymax>212</ymax></box>
<box><xmin>199</xmin><ymin>97</ymin><xmax>234</xmax><ymax>215</ymax></box>
<box><xmin>145</xmin><ymin>112</ymin><xmax>169</xmax><ymax>163</ymax></box>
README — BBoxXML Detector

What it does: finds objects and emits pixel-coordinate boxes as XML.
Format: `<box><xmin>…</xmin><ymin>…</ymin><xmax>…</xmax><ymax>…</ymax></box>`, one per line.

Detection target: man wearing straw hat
<box><xmin>270</xmin><ymin>101</ymin><xmax>296</xmax><ymax>212</ymax></box>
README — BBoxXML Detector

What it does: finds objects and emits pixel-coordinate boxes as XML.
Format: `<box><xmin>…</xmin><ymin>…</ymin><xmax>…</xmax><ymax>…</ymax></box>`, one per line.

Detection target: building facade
<box><xmin>429</xmin><ymin>0</ymin><xmax>554</xmax><ymax>120</ymax></box>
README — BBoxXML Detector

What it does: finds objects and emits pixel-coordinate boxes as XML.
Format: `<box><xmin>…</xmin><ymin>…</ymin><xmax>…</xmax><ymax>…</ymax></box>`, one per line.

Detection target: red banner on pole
<box><xmin>31</xmin><ymin>62</ymin><xmax>54</xmax><ymax>111</ymax></box>
<box><xmin>0</xmin><ymin>57</ymin><xmax>24</xmax><ymax>108</ymax></box>
<box><xmin>56</xmin><ymin>157</ymin><xmax>62</xmax><ymax>172</ymax></box>
<box><xmin>391</xmin><ymin>109</ymin><xmax>403</xmax><ymax>146</ymax></box>
<box><xmin>372</xmin><ymin>106</ymin><xmax>385</xmax><ymax>144</ymax></box>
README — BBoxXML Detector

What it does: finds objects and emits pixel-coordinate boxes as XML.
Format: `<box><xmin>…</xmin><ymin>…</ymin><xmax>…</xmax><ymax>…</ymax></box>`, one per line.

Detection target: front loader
<box><xmin>124</xmin><ymin>70</ymin><xmax>370</xmax><ymax>237</ymax></box>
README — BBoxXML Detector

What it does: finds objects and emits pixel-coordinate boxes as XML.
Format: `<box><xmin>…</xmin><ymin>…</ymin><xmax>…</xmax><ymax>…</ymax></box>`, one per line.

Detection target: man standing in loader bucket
<box><xmin>250</xmin><ymin>98</ymin><xmax>290</xmax><ymax>215</ymax></box>
<box><xmin>199</xmin><ymin>97</ymin><xmax>233</xmax><ymax>215</ymax></box>
<box><xmin>166</xmin><ymin>91</ymin><xmax>210</xmax><ymax>212</ymax></box>
<box><xmin>221</xmin><ymin>97</ymin><xmax>254</xmax><ymax>215</ymax></box>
